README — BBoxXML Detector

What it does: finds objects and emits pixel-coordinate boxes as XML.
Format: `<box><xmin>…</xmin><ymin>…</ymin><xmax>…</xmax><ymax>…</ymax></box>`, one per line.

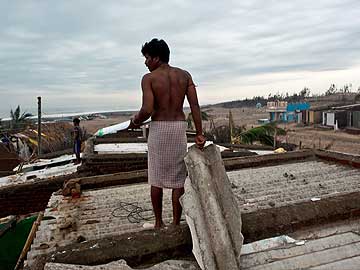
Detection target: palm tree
<box><xmin>186</xmin><ymin>111</ymin><xmax>210</xmax><ymax>130</ymax></box>
<box><xmin>10</xmin><ymin>105</ymin><xmax>33</xmax><ymax>130</ymax></box>
<box><xmin>239</xmin><ymin>123</ymin><xmax>286</xmax><ymax>147</ymax></box>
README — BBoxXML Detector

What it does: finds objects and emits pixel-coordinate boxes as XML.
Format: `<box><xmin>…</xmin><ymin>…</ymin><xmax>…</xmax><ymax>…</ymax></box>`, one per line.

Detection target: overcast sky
<box><xmin>1</xmin><ymin>0</ymin><xmax>360</xmax><ymax>117</ymax></box>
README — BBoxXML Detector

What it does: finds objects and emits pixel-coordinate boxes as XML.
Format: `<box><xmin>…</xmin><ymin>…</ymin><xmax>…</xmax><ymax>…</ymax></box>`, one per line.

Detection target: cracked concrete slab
<box><xmin>182</xmin><ymin>144</ymin><xmax>243</xmax><ymax>270</ymax></box>
<box><xmin>45</xmin><ymin>259</ymin><xmax>199</xmax><ymax>270</ymax></box>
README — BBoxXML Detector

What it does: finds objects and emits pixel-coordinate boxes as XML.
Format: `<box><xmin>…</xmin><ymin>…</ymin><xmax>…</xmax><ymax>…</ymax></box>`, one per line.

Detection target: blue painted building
<box><xmin>267</xmin><ymin>101</ymin><xmax>310</xmax><ymax>123</ymax></box>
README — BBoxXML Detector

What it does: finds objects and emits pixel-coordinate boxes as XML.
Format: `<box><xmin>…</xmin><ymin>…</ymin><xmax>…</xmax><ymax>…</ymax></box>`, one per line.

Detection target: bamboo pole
<box><xmin>14</xmin><ymin>211</ymin><xmax>44</xmax><ymax>270</ymax></box>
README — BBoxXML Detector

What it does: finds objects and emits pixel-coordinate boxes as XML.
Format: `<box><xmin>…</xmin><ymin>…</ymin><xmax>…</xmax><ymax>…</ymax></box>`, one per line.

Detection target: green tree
<box><xmin>239</xmin><ymin>123</ymin><xmax>286</xmax><ymax>146</ymax></box>
<box><xmin>10</xmin><ymin>105</ymin><xmax>33</xmax><ymax>130</ymax></box>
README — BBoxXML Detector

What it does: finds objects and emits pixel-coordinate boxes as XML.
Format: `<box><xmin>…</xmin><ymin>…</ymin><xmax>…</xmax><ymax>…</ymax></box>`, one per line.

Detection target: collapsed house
<box><xmin>0</xmin><ymin>143</ymin><xmax>20</xmax><ymax>177</ymax></box>
<box><xmin>0</xmin><ymin>122</ymin><xmax>78</xmax><ymax>182</ymax></box>
<box><xmin>1</xmin><ymin>123</ymin><xmax>359</xmax><ymax>269</ymax></box>
<box><xmin>15</xmin><ymin>147</ymin><xmax>360</xmax><ymax>270</ymax></box>
<box><xmin>0</xmin><ymin>132</ymin><xmax>263</xmax><ymax>219</ymax></box>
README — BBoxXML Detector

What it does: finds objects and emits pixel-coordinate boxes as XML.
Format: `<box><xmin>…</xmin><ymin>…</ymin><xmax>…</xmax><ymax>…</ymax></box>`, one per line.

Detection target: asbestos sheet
<box><xmin>94</xmin><ymin>118</ymin><xmax>152</xmax><ymax>137</ymax></box>
<box><xmin>0</xmin><ymin>162</ymin><xmax>80</xmax><ymax>187</ymax></box>
<box><xmin>94</xmin><ymin>141</ymin><xmax>227</xmax><ymax>154</ymax></box>
<box><xmin>95</xmin><ymin>120</ymin><xmax>131</xmax><ymax>137</ymax></box>
<box><xmin>181</xmin><ymin>144</ymin><xmax>243</xmax><ymax>270</ymax></box>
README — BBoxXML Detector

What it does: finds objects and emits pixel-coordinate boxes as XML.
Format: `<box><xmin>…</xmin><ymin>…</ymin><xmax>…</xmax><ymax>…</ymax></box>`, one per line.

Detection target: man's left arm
<box><xmin>129</xmin><ymin>74</ymin><xmax>154</xmax><ymax>128</ymax></box>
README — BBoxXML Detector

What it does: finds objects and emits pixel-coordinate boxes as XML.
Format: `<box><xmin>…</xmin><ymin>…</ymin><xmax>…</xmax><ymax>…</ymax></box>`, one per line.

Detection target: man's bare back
<box><xmin>145</xmin><ymin>64</ymin><xmax>192</xmax><ymax>121</ymax></box>
<box><xmin>138</xmin><ymin>60</ymin><xmax>203</xmax><ymax>139</ymax></box>
<box><xmin>132</xmin><ymin>58</ymin><xmax>204</xmax><ymax>144</ymax></box>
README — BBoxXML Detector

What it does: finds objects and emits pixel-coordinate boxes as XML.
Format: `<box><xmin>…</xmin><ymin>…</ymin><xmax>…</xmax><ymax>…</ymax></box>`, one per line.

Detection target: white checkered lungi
<box><xmin>148</xmin><ymin>121</ymin><xmax>187</xmax><ymax>189</ymax></box>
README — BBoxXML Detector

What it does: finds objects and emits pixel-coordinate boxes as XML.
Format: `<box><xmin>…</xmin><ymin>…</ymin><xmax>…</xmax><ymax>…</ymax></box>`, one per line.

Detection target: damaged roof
<box><xmin>26</xmin><ymin>151</ymin><xmax>360</xmax><ymax>269</ymax></box>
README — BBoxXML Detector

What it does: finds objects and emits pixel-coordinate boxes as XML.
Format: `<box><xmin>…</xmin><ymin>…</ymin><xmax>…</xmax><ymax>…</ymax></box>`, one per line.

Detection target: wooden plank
<box><xmin>310</xmin><ymin>256</ymin><xmax>360</xmax><ymax>270</ymax></box>
<box><xmin>15</xmin><ymin>212</ymin><xmax>44</xmax><ymax>270</ymax></box>
<box><xmin>241</xmin><ymin>232</ymin><xmax>360</xmax><ymax>269</ymax></box>
<box><xmin>245</xmin><ymin>241</ymin><xmax>360</xmax><ymax>270</ymax></box>
<box><xmin>315</xmin><ymin>149</ymin><xmax>360</xmax><ymax>168</ymax></box>
<box><xmin>223</xmin><ymin>150</ymin><xmax>314</xmax><ymax>171</ymax></box>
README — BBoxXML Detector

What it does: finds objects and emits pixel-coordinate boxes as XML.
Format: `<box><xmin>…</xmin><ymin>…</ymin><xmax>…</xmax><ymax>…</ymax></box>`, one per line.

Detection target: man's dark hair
<box><xmin>73</xmin><ymin>118</ymin><xmax>80</xmax><ymax>124</ymax></box>
<box><xmin>141</xmin><ymin>38</ymin><xmax>170</xmax><ymax>63</ymax></box>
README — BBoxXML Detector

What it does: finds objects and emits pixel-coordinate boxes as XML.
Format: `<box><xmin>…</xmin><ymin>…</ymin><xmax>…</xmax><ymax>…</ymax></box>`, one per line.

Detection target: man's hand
<box><xmin>195</xmin><ymin>134</ymin><xmax>206</xmax><ymax>150</ymax></box>
<box><xmin>128</xmin><ymin>118</ymin><xmax>141</xmax><ymax>130</ymax></box>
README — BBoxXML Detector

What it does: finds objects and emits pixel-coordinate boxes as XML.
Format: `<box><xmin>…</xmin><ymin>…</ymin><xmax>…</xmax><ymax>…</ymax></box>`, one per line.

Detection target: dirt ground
<box><xmin>201</xmin><ymin>106</ymin><xmax>268</xmax><ymax>130</ymax></box>
<box><xmin>80</xmin><ymin>106</ymin><xmax>359</xmax><ymax>156</ymax></box>
<box><xmin>284</xmin><ymin>124</ymin><xmax>360</xmax><ymax>155</ymax></box>
<box><xmin>81</xmin><ymin>115</ymin><xmax>131</xmax><ymax>134</ymax></box>
<box><xmin>80</xmin><ymin>107</ymin><xmax>268</xmax><ymax>134</ymax></box>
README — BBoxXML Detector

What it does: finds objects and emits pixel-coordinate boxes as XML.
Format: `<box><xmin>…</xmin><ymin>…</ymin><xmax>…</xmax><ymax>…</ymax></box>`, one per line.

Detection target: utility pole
<box><xmin>273</xmin><ymin>128</ymin><xmax>277</xmax><ymax>149</ymax></box>
<box><xmin>229</xmin><ymin>110</ymin><xmax>234</xmax><ymax>144</ymax></box>
<box><xmin>37</xmin><ymin>96</ymin><xmax>42</xmax><ymax>157</ymax></box>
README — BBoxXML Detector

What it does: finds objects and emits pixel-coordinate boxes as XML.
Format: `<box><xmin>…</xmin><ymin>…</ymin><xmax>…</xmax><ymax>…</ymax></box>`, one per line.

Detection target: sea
<box><xmin>0</xmin><ymin>105</ymin><xmax>136</xmax><ymax>121</ymax></box>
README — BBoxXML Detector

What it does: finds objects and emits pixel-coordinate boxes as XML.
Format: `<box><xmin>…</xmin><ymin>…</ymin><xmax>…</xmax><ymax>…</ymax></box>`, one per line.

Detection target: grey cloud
<box><xmin>0</xmin><ymin>0</ymin><xmax>360</xmax><ymax>116</ymax></box>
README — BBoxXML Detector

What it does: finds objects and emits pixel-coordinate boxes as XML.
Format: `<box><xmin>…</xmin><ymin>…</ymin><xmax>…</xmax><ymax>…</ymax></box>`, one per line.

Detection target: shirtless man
<box><xmin>128</xmin><ymin>38</ymin><xmax>206</xmax><ymax>228</ymax></box>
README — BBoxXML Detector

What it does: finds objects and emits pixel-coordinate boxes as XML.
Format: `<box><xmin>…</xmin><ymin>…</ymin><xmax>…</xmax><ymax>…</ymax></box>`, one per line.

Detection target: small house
<box><xmin>322</xmin><ymin>104</ymin><xmax>360</xmax><ymax>129</ymax></box>
<box><xmin>267</xmin><ymin>101</ymin><xmax>310</xmax><ymax>123</ymax></box>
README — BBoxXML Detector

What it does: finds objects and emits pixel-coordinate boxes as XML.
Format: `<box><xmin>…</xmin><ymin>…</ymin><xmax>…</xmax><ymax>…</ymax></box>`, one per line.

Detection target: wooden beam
<box><xmin>33</xmin><ymin>224</ymin><xmax>192</xmax><ymax>270</ymax></box>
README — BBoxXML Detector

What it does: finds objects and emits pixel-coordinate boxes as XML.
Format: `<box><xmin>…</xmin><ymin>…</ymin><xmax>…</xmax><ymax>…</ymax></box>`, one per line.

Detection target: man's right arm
<box><xmin>129</xmin><ymin>73</ymin><xmax>154</xmax><ymax>129</ymax></box>
<box><xmin>185</xmin><ymin>72</ymin><xmax>206</xmax><ymax>149</ymax></box>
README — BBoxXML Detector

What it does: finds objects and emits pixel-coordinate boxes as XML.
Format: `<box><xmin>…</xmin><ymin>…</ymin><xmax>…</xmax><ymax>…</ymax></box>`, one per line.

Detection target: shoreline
<box><xmin>0</xmin><ymin>109</ymin><xmax>136</xmax><ymax>122</ymax></box>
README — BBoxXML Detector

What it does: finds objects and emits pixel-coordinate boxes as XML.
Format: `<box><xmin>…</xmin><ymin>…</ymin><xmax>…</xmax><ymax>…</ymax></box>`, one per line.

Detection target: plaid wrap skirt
<box><xmin>148</xmin><ymin>121</ymin><xmax>187</xmax><ymax>189</ymax></box>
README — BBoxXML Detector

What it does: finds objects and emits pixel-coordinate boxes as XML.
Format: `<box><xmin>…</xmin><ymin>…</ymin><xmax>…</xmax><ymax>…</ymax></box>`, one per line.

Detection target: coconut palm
<box><xmin>10</xmin><ymin>105</ymin><xmax>33</xmax><ymax>130</ymax></box>
<box><xmin>239</xmin><ymin>123</ymin><xmax>286</xmax><ymax>146</ymax></box>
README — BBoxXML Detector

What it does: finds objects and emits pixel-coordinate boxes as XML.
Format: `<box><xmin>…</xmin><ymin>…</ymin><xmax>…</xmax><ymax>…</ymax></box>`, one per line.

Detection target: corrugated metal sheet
<box><xmin>352</xmin><ymin>111</ymin><xmax>360</xmax><ymax>128</ymax></box>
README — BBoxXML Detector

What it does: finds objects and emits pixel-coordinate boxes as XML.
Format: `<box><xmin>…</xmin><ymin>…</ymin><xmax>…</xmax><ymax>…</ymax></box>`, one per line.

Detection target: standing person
<box><xmin>1</xmin><ymin>132</ymin><xmax>11</xmax><ymax>151</ymax></box>
<box><xmin>128</xmin><ymin>38</ymin><xmax>206</xmax><ymax>229</ymax></box>
<box><xmin>72</xmin><ymin>118</ymin><xmax>82</xmax><ymax>164</ymax></box>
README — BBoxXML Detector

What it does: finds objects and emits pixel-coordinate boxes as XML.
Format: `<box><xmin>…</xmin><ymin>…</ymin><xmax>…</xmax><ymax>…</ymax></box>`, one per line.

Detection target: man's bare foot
<box><xmin>164</xmin><ymin>222</ymin><xmax>182</xmax><ymax>231</ymax></box>
<box><xmin>154</xmin><ymin>221</ymin><xmax>165</xmax><ymax>229</ymax></box>
<box><xmin>171</xmin><ymin>221</ymin><xmax>181</xmax><ymax>227</ymax></box>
